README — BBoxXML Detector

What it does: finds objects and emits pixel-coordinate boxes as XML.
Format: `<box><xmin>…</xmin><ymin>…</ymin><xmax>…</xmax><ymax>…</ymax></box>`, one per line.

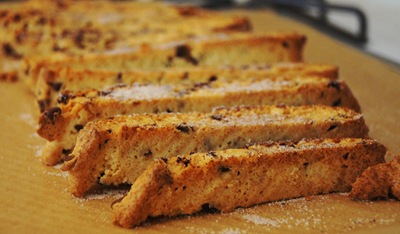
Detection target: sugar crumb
<box><xmin>242</xmin><ymin>214</ymin><xmax>280</xmax><ymax>227</ymax></box>
<box><xmin>219</xmin><ymin>228</ymin><xmax>246</xmax><ymax>234</ymax></box>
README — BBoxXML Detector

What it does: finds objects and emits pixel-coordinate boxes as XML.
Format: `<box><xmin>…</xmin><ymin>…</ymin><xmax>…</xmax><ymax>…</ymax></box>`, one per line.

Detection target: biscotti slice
<box><xmin>25</xmin><ymin>32</ymin><xmax>306</xmax><ymax>84</ymax></box>
<box><xmin>112</xmin><ymin>138</ymin><xmax>386</xmax><ymax>228</ymax></box>
<box><xmin>349</xmin><ymin>154</ymin><xmax>400</xmax><ymax>200</ymax></box>
<box><xmin>38</xmin><ymin>76</ymin><xmax>360</xmax><ymax>165</ymax></box>
<box><xmin>36</xmin><ymin>63</ymin><xmax>338</xmax><ymax>111</ymax></box>
<box><xmin>61</xmin><ymin>105</ymin><xmax>369</xmax><ymax>197</ymax></box>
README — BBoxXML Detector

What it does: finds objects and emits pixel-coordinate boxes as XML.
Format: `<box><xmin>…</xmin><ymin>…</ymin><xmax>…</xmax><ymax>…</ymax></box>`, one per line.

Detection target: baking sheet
<box><xmin>1</xmin><ymin>8</ymin><xmax>400</xmax><ymax>234</ymax></box>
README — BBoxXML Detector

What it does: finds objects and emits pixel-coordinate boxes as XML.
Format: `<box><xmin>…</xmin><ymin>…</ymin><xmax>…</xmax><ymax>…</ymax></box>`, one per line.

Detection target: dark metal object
<box><xmin>269</xmin><ymin>0</ymin><xmax>368</xmax><ymax>43</ymax></box>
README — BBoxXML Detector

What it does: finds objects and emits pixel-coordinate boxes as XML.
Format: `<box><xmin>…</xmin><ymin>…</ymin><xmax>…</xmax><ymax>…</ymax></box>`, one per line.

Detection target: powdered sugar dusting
<box><xmin>19</xmin><ymin>113</ymin><xmax>37</xmax><ymax>127</ymax></box>
<box><xmin>219</xmin><ymin>228</ymin><xmax>246</xmax><ymax>234</ymax></box>
<box><xmin>76</xmin><ymin>189</ymin><xmax>127</xmax><ymax>201</ymax></box>
<box><xmin>209</xmin><ymin>79</ymin><xmax>294</xmax><ymax>94</ymax></box>
<box><xmin>242</xmin><ymin>214</ymin><xmax>280</xmax><ymax>226</ymax></box>
<box><xmin>108</xmin><ymin>85</ymin><xmax>173</xmax><ymax>101</ymax></box>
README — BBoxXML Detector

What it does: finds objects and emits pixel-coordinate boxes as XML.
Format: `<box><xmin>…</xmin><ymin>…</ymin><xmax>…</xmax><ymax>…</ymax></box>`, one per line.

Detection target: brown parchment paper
<box><xmin>1</xmin><ymin>7</ymin><xmax>399</xmax><ymax>234</ymax></box>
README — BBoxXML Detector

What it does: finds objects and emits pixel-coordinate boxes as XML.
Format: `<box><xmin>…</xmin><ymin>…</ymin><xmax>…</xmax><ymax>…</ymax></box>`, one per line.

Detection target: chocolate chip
<box><xmin>181</xmin><ymin>71</ymin><xmax>189</xmax><ymax>80</ymax></box>
<box><xmin>74</xmin><ymin>29</ymin><xmax>85</xmax><ymax>49</ymax></box>
<box><xmin>0</xmin><ymin>10</ymin><xmax>7</xmax><ymax>18</ymax></box>
<box><xmin>100</xmin><ymin>90</ymin><xmax>112</xmax><ymax>96</ymax></box>
<box><xmin>208</xmin><ymin>75</ymin><xmax>218</xmax><ymax>82</ymax></box>
<box><xmin>276</xmin><ymin>103</ymin><xmax>287</xmax><ymax>108</ymax></box>
<box><xmin>176</xmin><ymin>157</ymin><xmax>190</xmax><ymax>167</ymax></box>
<box><xmin>15</xmin><ymin>31</ymin><xmax>26</xmax><ymax>44</ymax></box>
<box><xmin>207</xmin><ymin>151</ymin><xmax>218</xmax><ymax>158</ymax></box>
<box><xmin>52</xmin><ymin>44</ymin><xmax>66</xmax><ymax>52</ymax></box>
<box><xmin>37</xmin><ymin>99</ymin><xmax>49</xmax><ymax>113</ymax></box>
<box><xmin>166</xmin><ymin>56</ymin><xmax>173</xmax><ymax>67</ymax></box>
<box><xmin>175</xmin><ymin>45</ymin><xmax>198</xmax><ymax>65</ymax></box>
<box><xmin>211</xmin><ymin>114</ymin><xmax>223</xmax><ymax>121</ymax></box>
<box><xmin>176</xmin><ymin>45</ymin><xmax>190</xmax><ymax>57</ymax></box>
<box><xmin>219</xmin><ymin>166</ymin><xmax>231</xmax><ymax>173</ymax></box>
<box><xmin>176</xmin><ymin>6</ymin><xmax>199</xmax><ymax>17</ymax></box>
<box><xmin>2</xmin><ymin>43</ymin><xmax>22</xmax><ymax>59</ymax></box>
<box><xmin>343</xmin><ymin>153</ymin><xmax>349</xmax><ymax>160</ymax></box>
<box><xmin>0</xmin><ymin>72</ymin><xmax>18</xmax><ymax>82</ymax></box>
<box><xmin>13</xmin><ymin>13</ymin><xmax>21</xmax><ymax>22</ymax></box>
<box><xmin>327</xmin><ymin>125</ymin><xmax>338</xmax><ymax>131</ymax></box>
<box><xmin>24</xmin><ymin>66</ymin><xmax>30</xmax><ymax>76</ymax></box>
<box><xmin>176</xmin><ymin>124</ymin><xmax>193</xmax><ymax>134</ymax></box>
<box><xmin>48</xmin><ymin>82</ymin><xmax>62</xmax><ymax>91</ymax></box>
<box><xmin>43</xmin><ymin>107</ymin><xmax>62</xmax><ymax>122</ymax></box>
<box><xmin>98</xmin><ymin>172</ymin><xmax>105</xmax><ymax>182</ymax></box>
<box><xmin>191</xmin><ymin>81</ymin><xmax>209</xmax><ymax>91</ymax></box>
<box><xmin>160</xmin><ymin>158</ymin><xmax>168</xmax><ymax>163</ymax></box>
<box><xmin>73</xmin><ymin>28</ymin><xmax>102</xmax><ymax>49</ymax></box>
<box><xmin>282</xmin><ymin>41</ymin><xmax>289</xmax><ymax>48</ymax></box>
<box><xmin>332</xmin><ymin>98</ymin><xmax>342</xmax><ymax>107</ymax></box>
<box><xmin>74</xmin><ymin>124</ymin><xmax>84</xmax><ymax>132</ymax></box>
<box><xmin>116</xmin><ymin>72</ymin><xmax>123</xmax><ymax>82</ymax></box>
<box><xmin>144</xmin><ymin>150</ymin><xmax>152</xmax><ymax>157</ymax></box>
<box><xmin>201</xmin><ymin>203</ymin><xmax>219</xmax><ymax>214</ymax></box>
<box><xmin>61</xmin><ymin>29</ymin><xmax>71</xmax><ymax>38</ymax></box>
<box><xmin>57</xmin><ymin>93</ymin><xmax>71</xmax><ymax>104</ymax></box>
<box><xmin>107</xmin><ymin>129</ymin><xmax>112</xmax><ymax>133</ymax></box>
<box><xmin>303</xmin><ymin>162</ymin><xmax>309</xmax><ymax>168</ymax></box>
<box><xmin>161</xmin><ymin>172</ymin><xmax>173</xmax><ymax>185</ymax></box>
<box><xmin>36</xmin><ymin>17</ymin><xmax>47</xmax><ymax>25</ymax></box>
<box><xmin>327</xmin><ymin>80</ymin><xmax>341</xmax><ymax>91</ymax></box>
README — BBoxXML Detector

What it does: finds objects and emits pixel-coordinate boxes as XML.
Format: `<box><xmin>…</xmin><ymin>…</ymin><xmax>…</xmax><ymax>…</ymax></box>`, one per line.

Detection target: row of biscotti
<box><xmin>55</xmin><ymin>104</ymin><xmax>385</xmax><ymax>227</ymax></box>
<box><xmin>36</xmin><ymin>66</ymin><xmax>360</xmax><ymax>166</ymax></box>
<box><xmin>0</xmin><ymin>1</ymin><xmax>251</xmax><ymax>80</ymax></box>
<box><xmin>31</xmin><ymin>30</ymin><xmax>310</xmax><ymax>166</ymax></box>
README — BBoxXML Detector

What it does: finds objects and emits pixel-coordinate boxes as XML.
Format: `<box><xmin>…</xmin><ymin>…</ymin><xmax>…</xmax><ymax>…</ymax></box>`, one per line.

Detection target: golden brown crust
<box><xmin>349</xmin><ymin>154</ymin><xmax>400</xmax><ymax>200</ymax></box>
<box><xmin>37</xmin><ymin>76</ymin><xmax>360</xmax><ymax>166</ymax></box>
<box><xmin>35</xmin><ymin>63</ymin><xmax>338</xmax><ymax>110</ymax></box>
<box><xmin>61</xmin><ymin>105</ymin><xmax>369</xmax><ymax>197</ymax></box>
<box><xmin>112</xmin><ymin>138</ymin><xmax>386</xmax><ymax>228</ymax></box>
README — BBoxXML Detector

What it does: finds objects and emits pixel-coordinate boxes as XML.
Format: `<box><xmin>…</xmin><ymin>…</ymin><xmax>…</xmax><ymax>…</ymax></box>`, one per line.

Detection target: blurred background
<box><xmin>2</xmin><ymin>0</ymin><xmax>398</xmax><ymax>66</ymax></box>
<box><xmin>169</xmin><ymin>0</ymin><xmax>400</xmax><ymax>66</ymax></box>
<box><xmin>326</xmin><ymin>0</ymin><xmax>399</xmax><ymax>66</ymax></box>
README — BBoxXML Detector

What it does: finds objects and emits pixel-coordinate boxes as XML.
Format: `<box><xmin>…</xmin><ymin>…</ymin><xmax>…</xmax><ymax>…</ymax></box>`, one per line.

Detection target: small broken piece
<box><xmin>349</xmin><ymin>154</ymin><xmax>400</xmax><ymax>200</ymax></box>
